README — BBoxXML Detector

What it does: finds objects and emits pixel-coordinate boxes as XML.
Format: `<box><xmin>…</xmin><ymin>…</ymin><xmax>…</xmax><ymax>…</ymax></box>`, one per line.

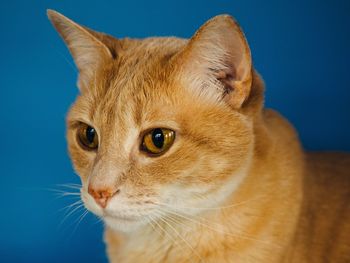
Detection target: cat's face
<box><xmin>49</xmin><ymin>10</ymin><xmax>256</xmax><ymax>232</ymax></box>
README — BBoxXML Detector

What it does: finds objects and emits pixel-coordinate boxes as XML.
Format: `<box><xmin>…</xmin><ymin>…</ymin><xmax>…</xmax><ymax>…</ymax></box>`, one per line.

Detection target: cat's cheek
<box><xmin>67</xmin><ymin>142</ymin><xmax>95</xmax><ymax>180</ymax></box>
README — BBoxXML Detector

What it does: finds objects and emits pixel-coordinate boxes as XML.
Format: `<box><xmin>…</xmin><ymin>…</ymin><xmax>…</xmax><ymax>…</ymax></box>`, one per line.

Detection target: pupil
<box><xmin>152</xmin><ymin>128</ymin><xmax>164</xmax><ymax>149</ymax></box>
<box><xmin>86</xmin><ymin>126</ymin><xmax>95</xmax><ymax>143</ymax></box>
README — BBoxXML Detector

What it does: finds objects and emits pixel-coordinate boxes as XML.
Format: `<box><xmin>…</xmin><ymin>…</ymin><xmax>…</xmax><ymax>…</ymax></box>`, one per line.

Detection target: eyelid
<box><xmin>67</xmin><ymin>120</ymin><xmax>81</xmax><ymax>130</ymax></box>
<box><xmin>140</xmin><ymin>120</ymin><xmax>180</xmax><ymax>132</ymax></box>
<box><xmin>68</xmin><ymin>119</ymin><xmax>100</xmax><ymax>134</ymax></box>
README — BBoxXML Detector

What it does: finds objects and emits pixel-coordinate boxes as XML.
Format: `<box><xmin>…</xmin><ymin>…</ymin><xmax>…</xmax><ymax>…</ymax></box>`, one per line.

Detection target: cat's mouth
<box><xmin>103</xmin><ymin>212</ymin><xmax>140</xmax><ymax>222</ymax></box>
<box><xmin>102</xmin><ymin>212</ymin><xmax>148</xmax><ymax>232</ymax></box>
<box><xmin>81</xmin><ymin>190</ymin><xmax>151</xmax><ymax>230</ymax></box>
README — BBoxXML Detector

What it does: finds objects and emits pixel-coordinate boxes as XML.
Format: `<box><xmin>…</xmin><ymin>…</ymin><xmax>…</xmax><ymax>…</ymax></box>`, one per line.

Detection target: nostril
<box><xmin>87</xmin><ymin>185</ymin><xmax>96</xmax><ymax>197</ymax></box>
<box><xmin>100</xmin><ymin>189</ymin><xmax>119</xmax><ymax>199</ymax></box>
<box><xmin>88</xmin><ymin>185</ymin><xmax>120</xmax><ymax>208</ymax></box>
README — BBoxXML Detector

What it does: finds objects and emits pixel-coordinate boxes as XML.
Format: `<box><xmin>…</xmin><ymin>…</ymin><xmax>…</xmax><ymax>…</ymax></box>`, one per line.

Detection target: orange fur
<box><xmin>48</xmin><ymin>10</ymin><xmax>350</xmax><ymax>262</ymax></box>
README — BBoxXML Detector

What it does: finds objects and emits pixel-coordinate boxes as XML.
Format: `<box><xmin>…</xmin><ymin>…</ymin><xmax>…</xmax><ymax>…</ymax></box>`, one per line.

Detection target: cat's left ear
<box><xmin>47</xmin><ymin>10</ymin><xmax>117</xmax><ymax>89</ymax></box>
<box><xmin>177</xmin><ymin>15</ymin><xmax>252</xmax><ymax>109</ymax></box>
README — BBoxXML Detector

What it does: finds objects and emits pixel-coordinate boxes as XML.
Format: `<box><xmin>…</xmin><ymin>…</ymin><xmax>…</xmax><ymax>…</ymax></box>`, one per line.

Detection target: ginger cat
<box><xmin>47</xmin><ymin>10</ymin><xmax>350</xmax><ymax>263</ymax></box>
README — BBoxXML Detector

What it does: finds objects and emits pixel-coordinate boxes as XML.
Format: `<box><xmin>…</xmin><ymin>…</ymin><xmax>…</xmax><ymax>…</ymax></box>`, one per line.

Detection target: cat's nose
<box><xmin>88</xmin><ymin>186</ymin><xmax>120</xmax><ymax>208</ymax></box>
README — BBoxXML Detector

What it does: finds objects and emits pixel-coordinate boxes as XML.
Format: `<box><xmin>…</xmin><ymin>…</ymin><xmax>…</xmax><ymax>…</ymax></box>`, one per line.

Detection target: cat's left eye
<box><xmin>141</xmin><ymin>128</ymin><xmax>175</xmax><ymax>156</ymax></box>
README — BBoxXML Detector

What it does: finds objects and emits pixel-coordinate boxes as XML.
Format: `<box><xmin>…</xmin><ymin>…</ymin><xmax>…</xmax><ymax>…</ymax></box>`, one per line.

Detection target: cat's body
<box><xmin>48</xmin><ymin>10</ymin><xmax>350</xmax><ymax>262</ymax></box>
<box><xmin>286</xmin><ymin>152</ymin><xmax>350</xmax><ymax>262</ymax></box>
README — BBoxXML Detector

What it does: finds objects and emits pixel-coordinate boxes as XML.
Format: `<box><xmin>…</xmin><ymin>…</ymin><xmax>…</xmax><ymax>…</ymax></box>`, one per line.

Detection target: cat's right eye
<box><xmin>77</xmin><ymin>123</ymin><xmax>99</xmax><ymax>150</ymax></box>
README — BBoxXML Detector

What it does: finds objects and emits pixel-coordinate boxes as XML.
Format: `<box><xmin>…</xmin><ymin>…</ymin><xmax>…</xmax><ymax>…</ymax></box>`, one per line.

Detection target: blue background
<box><xmin>1</xmin><ymin>0</ymin><xmax>349</xmax><ymax>262</ymax></box>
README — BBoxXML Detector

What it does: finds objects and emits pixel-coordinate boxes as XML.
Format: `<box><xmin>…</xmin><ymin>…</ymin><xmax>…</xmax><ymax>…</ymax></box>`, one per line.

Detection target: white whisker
<box><xmin>156</xmin><ymin>195</ymin><xmax>262</xmax><ymax>211</ymax></box>
<box><xmin>155</xmin><ymin>211</ymin><xmax>202</xmax><ymax>263</ymax></box>
<box><xmin>55</xmin><ymin>183</ymin><xmax>82</xmax><ymax>190</ymax></box>
<box><xmin>148</xmin><ymin>214</ymin><xmax>178</xmax><ymax>246</ymax></box>
<box><xmin>157</xmin><ymin>204</ymin><xmax>279</xmax><ymax>248</ymax></box>
<box><xmin>73</xmin><ymin>209</ymin><xmax>89</xmax><ymax>231</ymax></box>
<box><xmin>147</xmin><ymin>215</ymin><xmax>167</xmax><ymax>240</ymax></box>
<box><xmin>58</xmin><ymin>203</ymin><xmax>85</xmax><ymax>229</ymax></box>
<box><xmin>58</xmin><ymin>199</ymin><xmax>83</xmax><ymax>213</ymax></box>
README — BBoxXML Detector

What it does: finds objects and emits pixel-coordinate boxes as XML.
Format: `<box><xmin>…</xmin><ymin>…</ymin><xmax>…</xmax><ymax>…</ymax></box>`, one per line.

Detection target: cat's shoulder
<box><xmin>292</xmin><ymin>152</ymin><xmax>350</xmax><ymax>262</ymax></box>
<box><xmin>305</xmin><ymin>151</ymin><xmax>350</xmax><ymax>195</ymax></box>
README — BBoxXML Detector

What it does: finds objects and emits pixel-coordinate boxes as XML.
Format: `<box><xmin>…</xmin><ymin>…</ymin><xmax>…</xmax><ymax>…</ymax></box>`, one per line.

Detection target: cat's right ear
<box><xmin>47</xmin><ymin>10</ymin><xmax>115</xmax><ymax>89</ymax></box>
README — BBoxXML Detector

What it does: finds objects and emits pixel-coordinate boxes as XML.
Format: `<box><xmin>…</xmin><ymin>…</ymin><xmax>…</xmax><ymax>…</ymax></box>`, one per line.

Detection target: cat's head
<box><xmin>48</xmin><ymin>10</ymin><xmax>263</xmax><ymax>232</ymax></box>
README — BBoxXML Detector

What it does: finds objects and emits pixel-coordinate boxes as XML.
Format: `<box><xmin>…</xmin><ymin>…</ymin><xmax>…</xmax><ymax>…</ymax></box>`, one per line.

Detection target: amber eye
<box><xmin>77</xmin><ymin>123</ymin><xmax>98</xmax><ymax>150</ymax></box>
<box><xmin>141</xmin><ymin>128</ymin><xmax>175</xmax><ymax>155</ymax></box>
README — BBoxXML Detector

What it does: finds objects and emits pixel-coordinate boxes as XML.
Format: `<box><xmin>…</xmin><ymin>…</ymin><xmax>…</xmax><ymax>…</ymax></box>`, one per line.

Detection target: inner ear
<box><xmin>213</xmin><ymin>67</ymin><xmax>237</xmax><ymax>97</ymax></box>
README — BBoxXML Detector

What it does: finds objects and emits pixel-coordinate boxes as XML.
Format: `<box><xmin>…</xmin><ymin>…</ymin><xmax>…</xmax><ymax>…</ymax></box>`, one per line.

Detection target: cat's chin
<box><xmin>103</xmin><ymin>215</ymin><xmax>146</xmax><ymax>233</ymax></box>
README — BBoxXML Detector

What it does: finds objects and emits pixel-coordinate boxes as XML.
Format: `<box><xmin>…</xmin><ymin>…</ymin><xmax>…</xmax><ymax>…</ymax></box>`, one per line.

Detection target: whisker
<box><xmin>156</xmin><ymin>196</ymin><xmax>262</xmax><ymax>211</ymax></box>
<box><xmin>147</xmin><ymin>215</ymin><xmax>167</xmax><ymax>239</ymax></box>
<box><xmin>148</xmin><ymin>214</ymin><xmax>179</xmax><ymax>246</ymax></box>
<box><xmin>73</xmin><ymin>209</ymin><xmax>89</xmax><ymax>232</ymax></box>
<box><xmin>158</xmin><ymin>212</ymin><xmax>194</xmax><ymax>233</ymax></box>
<box><xmin>54</xmin><ymin>191</ymin><xmax>81</xmax><ymax>197</ymax></box>
<box><xmin>91</xmin><ymin>216</ymin><xmax>104</xmax><ymax>226</ymax></box>
<box><xmin>157</xmin><ymin>205</ymin><xmax>279</xmax><ymax>248</ymax></box>
<box><xmin>146</xmin><ymin>215</ymin><xmax>182</xmax><ymax>261</ymax></box>
<box><xmin>65</xmin><ymin>209</ymin><xmax>89</xmax><ymax>241</ymax></box>
<box><xmin>161</xmin><ymin>211</ymin><xmax>240</xmax><ymax>259</ymax></box>
<box><xmin>44</xmin><ymin>184</ymin><xmax>82</xmax><ymax>201</ymax></box>
<box><xmin>55</xmin><ymin>183</ymin><xmax>82</xmax><ymax>190</ymax></box>
<box><xmin>155</xmin><ymin>212</ymin><xmax>202</xmax><ymax>263</ymax></box>
<box><xmin>58</xmin><ymin>200</ymin><xmax>83</xmax><ymax>213</ymax></box>
<box><xmin>58</xmin><ymin>203</ymin><xmax>85</xmax><ymax>229</ymax></box>
<box><xmin>52</xmin><ymin>192</ymin><xmax>81</xmax><ymax>201</ymax></box>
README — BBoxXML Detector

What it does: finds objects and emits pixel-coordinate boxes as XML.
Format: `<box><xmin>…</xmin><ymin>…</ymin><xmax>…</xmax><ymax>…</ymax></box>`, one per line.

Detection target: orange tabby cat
<box><xmin>48</xmin><ymin>10</ymin><xmax>350</xmax><ymax>262</ymax></box>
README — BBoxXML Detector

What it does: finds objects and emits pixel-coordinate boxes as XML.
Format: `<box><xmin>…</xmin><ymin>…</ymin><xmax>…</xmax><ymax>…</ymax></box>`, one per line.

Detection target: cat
<box><xmin>47</xmin><ymin>9</ymin><xmax>350</xmax><ymax>263</ymax></box>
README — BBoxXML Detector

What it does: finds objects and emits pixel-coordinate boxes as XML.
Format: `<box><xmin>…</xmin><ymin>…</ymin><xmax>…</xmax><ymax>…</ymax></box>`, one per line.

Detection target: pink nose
<box><xmin>88</xmin><ymin>186</ymin><xmax>120</xmax><ymax>208</ymax></box>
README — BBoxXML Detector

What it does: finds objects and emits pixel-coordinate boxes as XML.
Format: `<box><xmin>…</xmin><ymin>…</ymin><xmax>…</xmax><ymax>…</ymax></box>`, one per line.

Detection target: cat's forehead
<box><xmin>78</xmin><ymin>37</ymin><xmax>189</xmax><ymax>131</ymax></box>
<box><xmin>114</xmin><ymin>37</ymin><xmax>187</xmax><ymax>75</ymax></box>
<box><xmin>119</xmin><ymin>37</ymin><xmax>187</xmax><ymax>58</ymax></box>
<box><xmin>96</xmin><ymin>37</ymin><xmax>187</xmax><ymax>92</ymax></box>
